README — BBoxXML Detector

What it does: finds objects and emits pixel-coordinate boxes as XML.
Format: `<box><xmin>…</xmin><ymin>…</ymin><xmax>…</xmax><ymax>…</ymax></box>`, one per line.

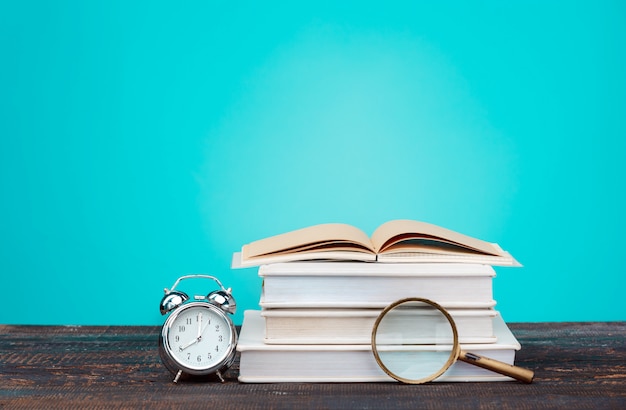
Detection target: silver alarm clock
<box><xmin>158</xmin><ymin>274</ymin><xmax>237</xmax><ymax>383</ymax></box>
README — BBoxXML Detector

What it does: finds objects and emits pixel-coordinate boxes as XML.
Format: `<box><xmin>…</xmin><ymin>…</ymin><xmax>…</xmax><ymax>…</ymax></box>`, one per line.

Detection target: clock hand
<box><xmin>197</xmin><ymin>317</ymin><xmax>211</xmax><ymax>341</ymax></box>
<box><xmin>197</xmin><ymin>312</ymin><xmax>202</xmax><ymax>339</ymax></box>
<box><xmin>179</xmin><ymin>313</ymin><xmax>209</xmax><ymax>351</ymax></box>
<box><xmin>179</xmin><ymin>336</ymin><xmax>199</xmax><ymax>351</ymax></box>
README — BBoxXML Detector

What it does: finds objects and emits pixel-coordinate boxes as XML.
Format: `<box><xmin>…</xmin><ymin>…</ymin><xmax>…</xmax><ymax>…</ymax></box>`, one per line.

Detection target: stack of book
<box><xmin>232</xmin><ymin>220</ymin><xmax>522</xmax><ymax>383</ymax></box>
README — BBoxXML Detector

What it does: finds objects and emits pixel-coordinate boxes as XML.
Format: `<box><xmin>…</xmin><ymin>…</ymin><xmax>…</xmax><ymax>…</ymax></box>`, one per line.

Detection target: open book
<box><xmin>233</xmin><ymin>219</ymin><xmax>520</xmax><ymax>267</ymax></box>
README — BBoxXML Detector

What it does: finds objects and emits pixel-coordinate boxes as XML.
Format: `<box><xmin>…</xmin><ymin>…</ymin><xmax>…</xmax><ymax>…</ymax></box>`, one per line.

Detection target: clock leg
<box><xmin>173</xmin><ymin>370</ymin><xmax>183</xmax><ymax>383</ymax></box>
<box><xmin>216</xmin><ymin>370</ymin><xmax>225</xmax><ymax>383</ymax></box>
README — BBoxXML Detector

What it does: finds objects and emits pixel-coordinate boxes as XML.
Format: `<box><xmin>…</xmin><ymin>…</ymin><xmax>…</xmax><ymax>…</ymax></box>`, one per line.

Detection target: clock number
<box><xmin>186</xmin><ymin>318</ymin><xmax>192</xmax><ymax>325</ymax></box>
<box><xmin>215</xmin><ymin>324</ymin><xmax>220</xmax><ymax>332</ymax></box>
<box><xmin>207</xmin><ymin>353</ymin><xmax>212</xmax><ymax>360</ymax></box>
<box><xmin>197</xmin><ymin>355</ymin><xmax>202</xmax><ymax>362</ymax></box>
<box><xmin>215</xmin><ymin>345</ymin><xmax>220</xmax><ymax>352</ymax></box>
<box><xmin>175</xmin><ymin>335</ymin><xmax>180</xmax><ymax>342</ymax></box>
<box><xmin>218</xmin><ymin>335</ymin><xmax>223</xmax><ymax>342</ymax></box>
<box><xmin>179</xmin><ymin>325</ymin><xmax>186</xmax><ymax>332</ymax></box>
<box><xmin>187</xmin><ymin>353</ymin><xmax>191</xmax><ymax>360</ymax></box>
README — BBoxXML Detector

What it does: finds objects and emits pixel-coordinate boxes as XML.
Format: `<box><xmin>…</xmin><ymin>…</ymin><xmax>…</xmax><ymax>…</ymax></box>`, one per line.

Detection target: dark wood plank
<box><xmin>1</xmin><ymin>322</ymin><xmax>625</xmax><ymax>409</ymax></box>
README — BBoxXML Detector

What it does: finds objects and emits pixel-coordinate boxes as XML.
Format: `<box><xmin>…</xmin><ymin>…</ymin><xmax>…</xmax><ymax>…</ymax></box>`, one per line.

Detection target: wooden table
<box><xmin>1</xmin><ymin>322</ymin><xmax>625</xmax><ymax>409</ymax></box>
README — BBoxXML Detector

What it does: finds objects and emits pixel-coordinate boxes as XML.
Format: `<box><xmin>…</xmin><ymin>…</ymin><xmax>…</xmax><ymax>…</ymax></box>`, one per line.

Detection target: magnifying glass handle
<box><xmin>458</xmin><ymin>350</ymin><xmax>534</xmax><ymax>383</ymax></box>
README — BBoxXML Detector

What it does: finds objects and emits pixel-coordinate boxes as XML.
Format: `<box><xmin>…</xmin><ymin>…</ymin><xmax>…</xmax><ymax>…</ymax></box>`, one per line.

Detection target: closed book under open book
<box><xmin>237</xmin><ymin>310</ymin><xmax>522</xmax><ymax>383</ymax></box>
<box><xmin>258</xmin><ymin>262</ymin><xmax>497</xmax><ymax>309</ymax></box>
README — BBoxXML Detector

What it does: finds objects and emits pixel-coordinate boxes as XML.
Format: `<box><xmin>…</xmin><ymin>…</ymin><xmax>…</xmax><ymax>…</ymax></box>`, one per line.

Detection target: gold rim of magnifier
<box><xmin>371</xmin><ymin>297</ymin><xmax>460</xmax><ymax>384</ymax></box>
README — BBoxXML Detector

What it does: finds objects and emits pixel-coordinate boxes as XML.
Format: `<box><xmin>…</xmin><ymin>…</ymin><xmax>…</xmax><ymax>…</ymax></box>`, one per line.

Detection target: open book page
<box><xmin>241</xmin><ymin>223</ymin><xmax>375</xmax><ymax>261</ymax></box>
<box><xmin>376</xmin><ymin>250</ymin><xmax>520</xmax><ymax>266</ymax></box>
<box><xmin>370</xmin><ymin>220</ymin><xmax>505</xmax><ymax>256</ymax></box>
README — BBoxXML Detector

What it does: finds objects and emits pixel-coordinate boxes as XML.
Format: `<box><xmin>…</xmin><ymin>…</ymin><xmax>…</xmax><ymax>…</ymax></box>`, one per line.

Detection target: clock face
<box><xmin>163</xmin><ymin>303</ymin><xmax>235</xmax><ymax>373</ymax></box>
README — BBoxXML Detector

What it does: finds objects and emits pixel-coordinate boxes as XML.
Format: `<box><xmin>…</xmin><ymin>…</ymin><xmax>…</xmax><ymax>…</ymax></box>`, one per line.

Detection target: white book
<box><xmin>261</xmin><ymin>307</ymin><xmax>499</xmax><ymax>345</ymax></box>
<box><xmin>258</xmin><ymin>262</ymin><xmax>496</xmax><ymax>309</ymax></box>
<box><xmin>237</xmin><ymin>310</ymin><xmax>522</xmax><ymax>383</ymax></box>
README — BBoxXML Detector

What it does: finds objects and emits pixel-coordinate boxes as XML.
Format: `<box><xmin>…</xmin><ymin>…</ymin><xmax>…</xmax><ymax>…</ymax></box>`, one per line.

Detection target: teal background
<box><xmin>1</xmin><ymin>1</ymin><xmax>624</xmax><ymax>325</ymax></box>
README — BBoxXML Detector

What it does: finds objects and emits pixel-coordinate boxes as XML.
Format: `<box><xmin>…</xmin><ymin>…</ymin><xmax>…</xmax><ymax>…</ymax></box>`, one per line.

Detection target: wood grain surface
<box><xmin>1</xmin><ymin>322</ymin><xmax>625</xmax><ymax>409</ymax></box>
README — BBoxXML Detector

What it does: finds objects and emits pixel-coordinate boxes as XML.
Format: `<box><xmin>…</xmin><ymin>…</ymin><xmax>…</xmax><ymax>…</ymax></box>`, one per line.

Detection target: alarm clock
<box><xmin>158</xmin><ymin>274</ymin><xmax>237</xmax><ymax>383</ymax></box>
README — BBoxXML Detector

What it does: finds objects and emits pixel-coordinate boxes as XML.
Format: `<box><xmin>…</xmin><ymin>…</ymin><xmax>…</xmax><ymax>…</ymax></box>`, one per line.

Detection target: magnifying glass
<box><xmin>371</xmin><ymin>297</ymin><xmax>534</xmax><ymax>384</ymax></box>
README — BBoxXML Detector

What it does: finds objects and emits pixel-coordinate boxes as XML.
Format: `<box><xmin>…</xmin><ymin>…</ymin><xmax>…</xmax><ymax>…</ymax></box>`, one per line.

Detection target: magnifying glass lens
<box><xmin>373</xmin><ymin>299</ymin><xmax>458</xmax><ymax>384</ymax></box>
